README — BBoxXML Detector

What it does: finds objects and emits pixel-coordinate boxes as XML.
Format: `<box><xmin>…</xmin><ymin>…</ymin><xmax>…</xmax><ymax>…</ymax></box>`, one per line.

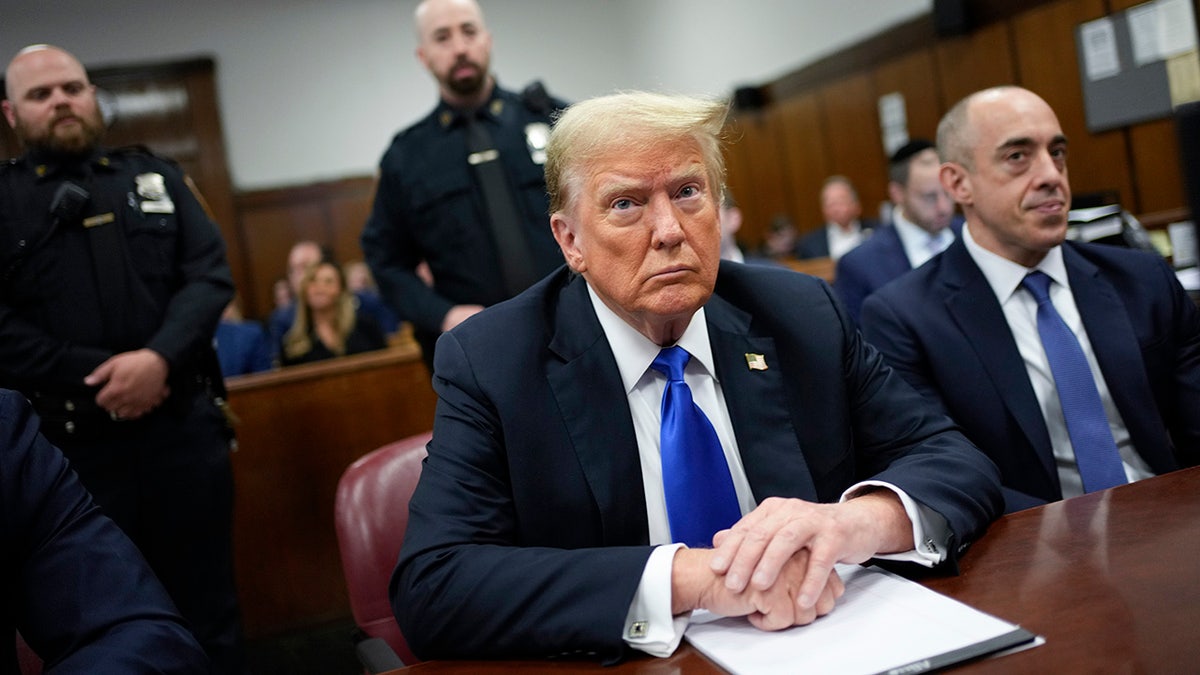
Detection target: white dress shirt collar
<box><xmin>893</xmin><ymin>208</ymin><xmax>955</xmax><ymax>268</ymax></box>
<box><xmin>962</xmin><ymin>223</ymin><xmax>1070</xmax><ymax>304</ymax></box>
<box><xmin>585</xmin><ymin>282</ymin><xmax>717</xmax><ymax>393</ymax></box>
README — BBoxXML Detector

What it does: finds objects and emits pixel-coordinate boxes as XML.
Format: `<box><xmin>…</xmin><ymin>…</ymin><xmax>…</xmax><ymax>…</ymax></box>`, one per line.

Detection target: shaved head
<box><xmin>3</xmin><ymin>44</ymin><xmax>104</xmax><ymax>156</ymax></box>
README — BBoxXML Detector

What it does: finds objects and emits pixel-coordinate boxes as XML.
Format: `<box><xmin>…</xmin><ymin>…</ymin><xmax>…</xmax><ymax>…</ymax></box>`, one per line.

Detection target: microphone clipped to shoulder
<box><xmin>50</xmin><ymin>181</ymin><xmax>91</xmax><ymax>226</ymax></box>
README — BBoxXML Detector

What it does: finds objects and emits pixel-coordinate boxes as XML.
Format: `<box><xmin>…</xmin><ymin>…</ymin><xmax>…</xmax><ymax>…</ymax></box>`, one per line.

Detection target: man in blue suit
<box><xmin>835</xmin><ymin>140</ymin><xmax>959</xmax><ymax>323</ymax></box>
<box><xmin>1</xmin><ymin>390</ymin><xmax>209</xmax><ymax>674</ymax></box>
<box><xmin>862</xmin><ymin>87</ymin><xmax>1200</xmax><ymax>513</ymax></box>
<box><xmin>392</xmin><ymin>92</ymin><xmax>1002</xmax><ymax>662</ymax></box>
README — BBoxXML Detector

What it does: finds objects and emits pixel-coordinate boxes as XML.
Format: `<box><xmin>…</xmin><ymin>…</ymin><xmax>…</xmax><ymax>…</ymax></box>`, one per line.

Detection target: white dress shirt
<box><xmin>582</xmin><ymin>284</ymin><xmax>946</xmax><ymax>657</ymax></box>
<box><xmin>961</xmin><ymin>225</ymin><xmax>1154</xmax><ymax>498</ymax></box>
<box><xmin>826</xmin><ymin>220</ymin><xmax>868</xmax><ymax>261</ymax></box>
<box><xmin>893</xmin><ymin>208</ymin><xmax>954</xmax><ymax>269</ymax></box>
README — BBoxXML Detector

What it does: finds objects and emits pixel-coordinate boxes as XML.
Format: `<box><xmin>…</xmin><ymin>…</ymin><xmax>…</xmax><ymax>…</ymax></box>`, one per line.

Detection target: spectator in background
<box><xmin>269</xmin><ymin>241</ymin><xmax>331</xmax><ymax>350</ymax></box>
<box><xmin>757</xmin><ymin>213</ymin><xmax>800</xmax><ymax>262</ymax></box>
<box><xmin>718</xmin><ymin>188</ymin><xmax>746</xmax><ymax>262</ymax></box>
<box><xmin>280</xmin><ymin>261</ymin><xmax>387</xmax><ymax>366</ymax></box>
<box><xmin>214</xmin><ymin>298</ymin><xmax>272</xmax><ymax>377</ymax></box>
<box><xmin>834</xmin><ymin>140</ymin><xmax>960</xmax><ymax>323</ymax></box>
<box><xmin>796</xmin><ymin>176</ymin><xmax>876</xmax><ymax>261</ymax></box>
<box><xmin>270</xmin><ymin>242</ymin><xmax>400</xmax><ymax>351</ymax></box>
<box><xmin>272</xmin><ymin>277</ymin><xmax>293</xmax><ymax>315</ymax></box>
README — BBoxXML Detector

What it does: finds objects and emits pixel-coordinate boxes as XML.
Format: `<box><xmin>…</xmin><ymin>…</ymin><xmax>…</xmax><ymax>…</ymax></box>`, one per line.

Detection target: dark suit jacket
<box><xmin>861</xmin><ymin>239</ymin><xmax>1200</xmax><ymax>512</ymax></box>
<box><xmin>392</xmin><ymin>262</ymin><xmax>1002</xmax><ymax>662</ymax></box>
<box><xmin>835</xmin><ymin>219</ymin><xmax>963</xmax><ymax>324</ymax></box>
<box><xmin>795</xmin><ymin>219</ymin><xmax>877</xmax><ymax>260</ymax></box>
<box><xmin>0</xmin><ymin>390</ymin><xmax>208</xmax><ymax>674</ymax></box>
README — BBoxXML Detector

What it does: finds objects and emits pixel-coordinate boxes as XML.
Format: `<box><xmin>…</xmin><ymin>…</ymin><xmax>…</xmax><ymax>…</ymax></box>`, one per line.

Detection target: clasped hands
<box><xmin>84</xmin><ymin>348</ymin><xmax>171</xmax><ymax>421</ymax></box>
<box><xmin>671</xmin><ymin>490</ymin><xmax>911</xmax><ymax>630</ymax></box>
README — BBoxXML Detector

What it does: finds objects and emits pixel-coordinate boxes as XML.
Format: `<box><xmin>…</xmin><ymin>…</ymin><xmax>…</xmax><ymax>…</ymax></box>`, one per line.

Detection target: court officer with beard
<box><xmin>0</xmin><ymin>45</ymin><xmax>242</xmax><ymax>671</ymax></box>
<box><xmin>362</xmin><ymin>0</ymin><xmax>568</xmax><ymax>368</ymax></box>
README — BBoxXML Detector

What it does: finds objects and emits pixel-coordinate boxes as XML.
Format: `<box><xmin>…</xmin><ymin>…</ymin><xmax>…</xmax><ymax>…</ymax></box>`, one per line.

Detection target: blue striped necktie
<box><xmin>650</xmin><ymin>346</ymin><xmax>741</xmax><ymax>547</ymax></box>
<box><xmin>1022</xmin><ymin>271</ymin><xmax>1127</xmax><ymax>492</ymax></box>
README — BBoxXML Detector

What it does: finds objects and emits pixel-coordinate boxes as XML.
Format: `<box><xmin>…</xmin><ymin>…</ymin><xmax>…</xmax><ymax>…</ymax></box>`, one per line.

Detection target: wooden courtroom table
<box><xmin>392</xmin><ymin>466</ymin><xmax>1200</xmax><ymax>673</ymax></box>
<box><xmin>225</xmin><ymin>344</ymin><xmax>438</xmax><ymax>637</ymax></box>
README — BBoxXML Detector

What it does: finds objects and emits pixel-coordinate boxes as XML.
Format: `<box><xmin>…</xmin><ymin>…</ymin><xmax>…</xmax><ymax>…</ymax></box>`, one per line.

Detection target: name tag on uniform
<box><xmin>468</xmin><ymin>149</ymin><xmax>499</xmax><ymax>165</ymax></box>
<box><xmin>141</xmin><ymin>199</ymin><xmax>175</xmax><ymax>213</ymax></box>
<box><xmin>83</xmin><ymin>212</ymin><xmax>115</xmax><ymax>228</ymax></box>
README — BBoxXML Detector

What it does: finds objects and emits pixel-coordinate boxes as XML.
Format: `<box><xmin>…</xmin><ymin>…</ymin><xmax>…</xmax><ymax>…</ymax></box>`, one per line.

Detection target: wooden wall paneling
<box><xmin>1126</xmin><ymin>113</ymin><xmax>1188</xmax><ymax>215</ymax></box>
<box><xmin>723</xmin><ymin>109</ymin><xmax>793</xmax><ymax>243</ymax></box>
<box><xmin>776</xmin><ymin>93</ymin><xmax>831</xmax><ymax>236</ymax></box>
<box><xmin>815</xmin><ymin>73</ymin><xmax>889</xmax><ymax>228</ymax></box>
<box><xmin>722</xmin><ymin>117</ymin><xmax>757</xmax><ymax>248</ymax></box>
<box><xmin>237</xmin><ymin>196</ymin><xmax>330</xmax><ymax>320</ymax></box>
<box><xmin>324</xmin><ymin>176</ymin><xmax>377</xmax><ymax>265</ymax></box>
<box><xmin>1012</xmin><ymin>0</ymin><xmax>1137</xmax><ymax>210</ymax></box>
<box><xmin>935</xmin><ymin>21</ymin><xmax>1018</xmax><ymax>110</ymax></box>
<box><xmin>870</xmin><ymin>47</ymin><xmax>946</xmax><ymax>145</ymax></box>
<box><xmin>179</xmin><ymin>65</ymin><xmax>246</xmax><ymax>315</ymax></box>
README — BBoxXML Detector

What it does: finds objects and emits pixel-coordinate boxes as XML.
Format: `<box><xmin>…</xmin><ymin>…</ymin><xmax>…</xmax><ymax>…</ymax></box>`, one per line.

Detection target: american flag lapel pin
<box><xmin>745</xmin><ymin>353</ymin><xmax>768</xmax><ymax>371</ymax></box>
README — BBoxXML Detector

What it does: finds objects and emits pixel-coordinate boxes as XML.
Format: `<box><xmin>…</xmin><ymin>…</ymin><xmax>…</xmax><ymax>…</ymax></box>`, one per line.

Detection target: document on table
<box><xmin>685</xmin><ymin>564</ymin><xmax>1039</xmax><ymax>675</ymax></box>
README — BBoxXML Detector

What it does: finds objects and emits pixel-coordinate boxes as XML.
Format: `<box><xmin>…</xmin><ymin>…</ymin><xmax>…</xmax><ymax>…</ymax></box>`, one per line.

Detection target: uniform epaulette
<box><xmin>110</xmin><ymin>144</ymin><xmax>181</xmax><ymax>167</ymax></box>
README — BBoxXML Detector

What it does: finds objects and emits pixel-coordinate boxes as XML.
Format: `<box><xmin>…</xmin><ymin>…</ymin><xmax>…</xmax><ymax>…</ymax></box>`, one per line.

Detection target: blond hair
<box><xmin>544</xmin><ymin>91</ymin><xmax>729</xmax><ymax>215</ymax></box>
<box><xmin>283</xmin><ymin>262</ymin><xmax>358</xmax><ymax>360</ymax></box>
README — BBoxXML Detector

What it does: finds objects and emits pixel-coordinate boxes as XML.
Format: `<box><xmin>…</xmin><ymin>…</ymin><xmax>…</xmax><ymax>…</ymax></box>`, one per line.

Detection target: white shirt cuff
<box><xmin>622</xmin><ymin>544</ymin><xmax>691</xmax><ymax>657</ymax></box>
<box><xmin>840</xmin><ymin>480</ymin><xmax>949</xmax><ymax>567</ymax></box>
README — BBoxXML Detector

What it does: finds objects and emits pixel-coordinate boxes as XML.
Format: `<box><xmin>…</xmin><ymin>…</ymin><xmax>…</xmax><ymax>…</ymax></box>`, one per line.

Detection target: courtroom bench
<box><xmin>224</xmin><ymin>343</ymin><xmax>437</xmax><ymax>637</ymax></box>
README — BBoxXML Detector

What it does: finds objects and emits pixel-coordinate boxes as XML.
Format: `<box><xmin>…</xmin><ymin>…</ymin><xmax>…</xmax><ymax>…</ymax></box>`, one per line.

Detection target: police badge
<box><xmin>525</xmin><ymin>122</ymin><xmax>550</xmax><ymax>165</ymax></box>
<box><xmin>135</xmin><ymin>173</ymin><xmax>175</xmax><ymax>214</ymax></box>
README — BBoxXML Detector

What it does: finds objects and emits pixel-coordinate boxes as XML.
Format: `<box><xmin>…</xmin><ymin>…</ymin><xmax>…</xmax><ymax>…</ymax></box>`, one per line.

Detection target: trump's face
<box><xmin>551</xmin><ymin>138</ymin><xmax>721</xmax><ymax>345</ymax></box>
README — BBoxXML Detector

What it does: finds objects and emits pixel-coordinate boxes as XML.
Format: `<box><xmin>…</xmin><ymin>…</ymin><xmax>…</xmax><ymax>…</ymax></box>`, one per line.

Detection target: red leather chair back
<box><xmin>15</xmin><ymin>631</ymin><xmax>42</xmax><ymax>675</ymax></box>
<box><xmin>334</xmin><ymin>432</ymin><xmax>431</xmax><ymax>666</ymax></box>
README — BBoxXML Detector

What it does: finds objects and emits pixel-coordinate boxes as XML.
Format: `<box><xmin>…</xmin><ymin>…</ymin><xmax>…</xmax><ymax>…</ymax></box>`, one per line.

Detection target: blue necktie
<box><xmin>650</xmin><ymin>346</ymin><xmax>741</xmax><ymax>547</ymax></box>
<box><xmin>1022</xmin><ymin>271</ymin><xmax>1127</xmax><ymax>492</ymax></box>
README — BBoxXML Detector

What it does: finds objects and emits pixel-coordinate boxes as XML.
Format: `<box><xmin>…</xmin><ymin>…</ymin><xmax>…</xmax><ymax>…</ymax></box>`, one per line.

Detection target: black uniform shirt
<box><xmin>0</xmin><ymin>147</ymin><xmax>233</xmax><ymax>398</ymax></box>
<box><xmin>361</xmin><ymin>83</ymin><xmax>568</xmax><ymax>336</ymax></box>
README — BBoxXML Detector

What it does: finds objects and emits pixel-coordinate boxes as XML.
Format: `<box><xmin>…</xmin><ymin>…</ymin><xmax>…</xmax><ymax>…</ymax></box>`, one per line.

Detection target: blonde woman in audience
<box><xmin>280</xmin><ymin>261</ymin><xmax>386</xmax><ymax>366</ymax></box>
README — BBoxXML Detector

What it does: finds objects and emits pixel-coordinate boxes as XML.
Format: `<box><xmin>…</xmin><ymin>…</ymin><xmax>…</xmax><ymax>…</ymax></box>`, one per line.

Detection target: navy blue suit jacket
<box><xmin>0</xmin><ymin>390</ymin><xmax>208</xmax><ymax>674</ymax></box>
<box><xmin>392</xmin><ymin>262</ymin><xmax>1002</xmax><ymax>662</ymax></box>
<box><xmin>835</xmin><ymin>219</ymin><xmax>963</xmax><ymax>324</ymax></box>
<box><xmin>861</xmin><ymin>239</ymin><xmax>1200</xmax><ymax>512</ymax></box>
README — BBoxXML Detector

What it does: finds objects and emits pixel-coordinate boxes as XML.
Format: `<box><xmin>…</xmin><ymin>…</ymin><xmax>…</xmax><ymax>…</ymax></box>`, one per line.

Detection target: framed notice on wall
<box><xmin>1075</xmin><ymin>0</ymin><xmax>1200</xmax><ymax>132</ymax></box>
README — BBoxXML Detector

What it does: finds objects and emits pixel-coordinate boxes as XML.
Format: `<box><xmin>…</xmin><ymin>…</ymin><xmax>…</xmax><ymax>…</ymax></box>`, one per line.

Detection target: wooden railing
<box><xmin>225</xmin><ymin>344</ymin><xmax>437</xmax><ymax>637</ymax></box>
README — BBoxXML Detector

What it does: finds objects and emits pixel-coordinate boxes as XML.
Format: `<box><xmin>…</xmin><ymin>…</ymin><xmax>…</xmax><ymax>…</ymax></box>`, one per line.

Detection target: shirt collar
<box><xmin>585</xmin><ymin>281</ymin><xmax>715</xmax><ymax>394</ymax></box>
<box><xmin>436</xmin><ymin>84</ymin><xmax>507</xmax><ymax>129</ymax></box>
<box><xmin>894</xmin><ymin>208</ymin><xmax>952</xmax><ymax>246</ymax></box>
<box><xmin>962</xmin><ymin>223</ymin><xmax>1069</xmax><ymax>304</ymax></box>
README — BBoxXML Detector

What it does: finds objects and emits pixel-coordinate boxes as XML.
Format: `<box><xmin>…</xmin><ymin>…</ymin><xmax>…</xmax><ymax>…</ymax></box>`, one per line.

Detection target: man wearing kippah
<box><xmin>834</xmin><ymin>139</ymin><xmax>960</xmax><ymax>324</ymax></box>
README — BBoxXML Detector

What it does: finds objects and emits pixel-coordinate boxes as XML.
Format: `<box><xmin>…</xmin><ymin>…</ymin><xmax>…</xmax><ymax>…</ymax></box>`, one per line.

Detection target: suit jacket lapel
<box><xmin>1064</xmin><ymin>246</ymin><xmax>1173</xmax><ymax>470</ymax></box>
<box><xmin>545</xmin><ymin>275</ymin><xmax>649</xmax><ymax>545</ymax></box>
<box><xmin>878</xmin><ymin>228</ymin><xmax>912</xmax><ymax>282</ymax></box>
<box><xmin>704</xmin><ymin>294</ymin><xmax>818</xmax><ymax>503</ymax></box>
<box><xmin>941</xmin><ymin>242</ymin><xmax>1059</xmax><ymax>484</ymax></box>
